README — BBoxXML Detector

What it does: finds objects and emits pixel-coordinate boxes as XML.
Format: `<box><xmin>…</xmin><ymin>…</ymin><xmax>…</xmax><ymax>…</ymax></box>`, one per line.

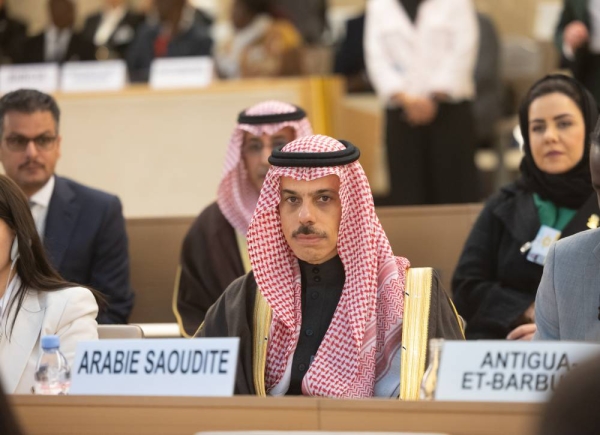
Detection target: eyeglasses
<box><xmin>242</xmin><ymin>140</ymin><xmax>289</xmax><ymax>157</ymax></box>
<box><xmin>4</xmin><ymin>135</ymin><xmax>58</xmax><ymax>152</ymax></box>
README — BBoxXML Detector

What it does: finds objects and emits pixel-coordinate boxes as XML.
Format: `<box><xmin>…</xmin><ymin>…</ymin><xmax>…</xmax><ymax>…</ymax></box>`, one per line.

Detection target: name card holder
<box><xmin>435</xmin><ymin>341</ymin><xmax>600</xmax><ymax>402</ymax></box>
<box><xmin>70</xmin><ymin>338</ymin><xmax>239</xmax><ymax>397</ymax></box>
<box><xmin>149</xmin><ymin>56</ymin><xmax>214</xmax><ymax>90</ymax></box>
<box><xmin>0</xmin><ymin>63</ymin><xmax>59</xmax><ymax>94</ymax></box>
<box><xmin>60</xmin><ymin>60</ymin><xmax>127</xmax><ymax>93</ymax></box>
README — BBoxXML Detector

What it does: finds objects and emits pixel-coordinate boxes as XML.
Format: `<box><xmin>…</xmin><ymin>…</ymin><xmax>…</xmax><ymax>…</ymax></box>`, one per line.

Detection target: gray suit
<box><xmin>534</xmin><ymin>227</ymin><xmax>600</xmax><ymax>341</ymax></box>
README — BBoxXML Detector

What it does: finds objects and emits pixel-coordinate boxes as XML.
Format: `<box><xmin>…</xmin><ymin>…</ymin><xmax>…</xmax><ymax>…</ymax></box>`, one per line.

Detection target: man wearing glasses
<box><xmin>0</xmin><ymin>89</ymin><xmax>133</xmax><ymax>324</ymax></box>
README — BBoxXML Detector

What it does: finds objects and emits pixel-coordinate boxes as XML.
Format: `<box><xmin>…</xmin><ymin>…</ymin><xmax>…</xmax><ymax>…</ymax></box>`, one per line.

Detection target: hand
<box><xmin>564</xmin><ymin>21</ymin><xmax>589</xmax><ymax>50</ymax></box>
<box><xmin>523</xmin><ymin>303</ymin><xmax>535</xmax><ymax>323</ymax></box>
<box><xmin>507</xmin><ymin>323</ymin><xmax>537</xmax><ymax>341</ymax></box>
<box><xmin>398</xmin><ymin>95</ymin><xmax>438</xmax><ymax>126</ymax></box>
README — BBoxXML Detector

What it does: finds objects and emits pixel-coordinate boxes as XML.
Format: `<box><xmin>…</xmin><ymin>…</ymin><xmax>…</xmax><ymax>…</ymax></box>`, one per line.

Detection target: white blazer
<box><xmin>0</xmin><ymin>278</ymin><xmax>98</xmax><ymax>394</ymax></box>
<box><xmin>364</xmin><ymin>0</ymin><xmax>478</xmax><ymax>104</ymax></box>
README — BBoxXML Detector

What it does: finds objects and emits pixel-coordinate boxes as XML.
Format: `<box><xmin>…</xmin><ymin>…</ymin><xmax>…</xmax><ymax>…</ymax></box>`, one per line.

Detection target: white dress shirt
<box><xmin>364</xmin><ymin>0</ymin><xmax>478</xmax><ymax>104</ymax></box>
<box><xmin>29</xmin><ymin>175</ymin><xmax>55</xmax><ymax>238</ymax></box>
<box><xmin>44</xmin><ymin>26</ymin><xmax>72</xmax><ymax>62</ymax></box>
<box><xmin>94</xmin><ymin>5</ymin><xmax>127</xmax><ymax>46</ymax></box>
<box><xmin>0</xmin><ymin>274</ymin><xmax>15</xmax><ymax>326</ymax></box>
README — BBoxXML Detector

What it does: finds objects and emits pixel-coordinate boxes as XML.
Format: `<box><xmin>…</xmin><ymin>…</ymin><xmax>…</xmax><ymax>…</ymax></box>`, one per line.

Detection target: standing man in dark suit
<box><xmin>127</xmin><ymin>0</ymin><xmax>213</xmax><ymax>82</ymax></box>
<box><xmin>555</xmin><ymin>0</ymin><xmax>600</xmax><ymax>104</ymax></box>
<box><xmin>18</xmin><ymin>0</ymin><xmax>95</xmax><ymax>64</ymax></box>
<box><xmin>0</xmin><ymin>89</ymin><xmax>134</xmax><ymax>324</ymax></box>
<box><xmin>81</xmin><ymin>0</ymin><xmax>144</xmax><ymax>61</ymax></box>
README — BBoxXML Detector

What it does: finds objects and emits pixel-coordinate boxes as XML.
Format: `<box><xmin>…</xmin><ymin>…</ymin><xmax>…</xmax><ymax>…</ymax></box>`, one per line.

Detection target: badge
<box><xmin>587</xmin><ymin>214</ymin><xmax>599</xmax><ymax>229</ymax></box>
<box><xmin>526</xmin><ymin>225</ymin><xmax>561</xmax><ymax>266</ymax></box>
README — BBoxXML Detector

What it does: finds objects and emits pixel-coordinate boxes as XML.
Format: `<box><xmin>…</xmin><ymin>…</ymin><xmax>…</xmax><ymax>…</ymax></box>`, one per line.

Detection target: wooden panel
<box><xmin>11</xmin><ymin>396</ymin><xmax>320</xmax><ymax>435</ymax></box>
<box><xmin>9</xmin><ymin>396</ymin><xmax>543</xmax><ymax>435</ymax></box>
<box><xmin>377</xmin><ymin>204</ymin><xmax>483</xmax><ymax>292</ymax></box>
<box><xmin>319</xmin><ymin>399</ymin><xmax>542</xmax><ymax>435</ymax></box>
<box><xmin>126</xmin><ymin>216</ymin><xmax>195</xmax><ymax>323</ymax></box>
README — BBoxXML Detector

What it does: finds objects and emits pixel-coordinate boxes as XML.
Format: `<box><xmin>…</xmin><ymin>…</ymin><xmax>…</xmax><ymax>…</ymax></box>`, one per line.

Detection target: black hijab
<box><xmin>518</xmin><ymin>74</ymin><xmax>599</xmax><ymax>209</ymax></box>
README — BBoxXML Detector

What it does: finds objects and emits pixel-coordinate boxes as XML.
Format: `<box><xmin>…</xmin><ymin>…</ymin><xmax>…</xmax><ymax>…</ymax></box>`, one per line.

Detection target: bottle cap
<box><xmin>41</xmin><ymin>335</ymin><xmax>60</xmax><ymax>350</ymax></box>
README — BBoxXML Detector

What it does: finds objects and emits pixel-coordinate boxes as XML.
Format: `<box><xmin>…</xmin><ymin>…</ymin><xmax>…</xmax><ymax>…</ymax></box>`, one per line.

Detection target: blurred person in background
<box><xmin>365</xmin><ymin>0</ymin><xmax>479</xmax><ymax>206</ymax></box>
<box><xmin>81</xmin><ymin>0</ymin><xmax>144</xmax><ymax>61</ymax></box>
<box><xmin>334</xmin><ymin>12</ymin><xmax>372</xmax><ymax>93</ymax></box>
<box><xmin>216</xmin><ymin>0</ymin><xmax>302</xmax><ymax>79</ymax></box>
<box><xmin>18</xmin><ymin>0</ymin><xmax>95</xmax><ymax>64</ymax></box>
<box><xmin>472</xmin><ymin>12</ymin><xmax>503</xmax><ymax>150</ymax></box>
<box><xmin>0</xmin><ymin>0</ymin><xmax>26</xmax><ymax>65</ymax></box>
<box><xmin>0</xmin><ymin>89</ymin><xmax>134</xmax><ymax>324</ymax></box>
<box><xmin>174</xmin><ymin>101</ymin><xmax>312</xmax><ymax>337</ymax></box>
<box><xmin>127</xmin><ymin>0</ymin><xmax>213</xmax><ymax>82</ymax></box>
<box><xmin>272</xmin><ymin>0</ymin><xmax>328</xmax><ymax>45</ymax></box>
<box><xmin>555</xmin><ymin>0</ymin><xmax>600</xmax><ymax>105</ymax></box>
<box><xmin>0</xmin><ymin>174</ymin><xmax>100</xmax><ymax>394</ymax></box>
<box><xmin>453</xmin><ymin>75</ymin><xmax>600</xmax><ymax>340</ymax></box>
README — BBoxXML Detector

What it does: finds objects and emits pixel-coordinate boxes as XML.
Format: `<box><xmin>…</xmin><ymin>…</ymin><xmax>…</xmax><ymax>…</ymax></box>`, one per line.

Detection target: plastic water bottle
<box><xmin>34</xmin><ymin>335</ymin><xmax>71</xmax><ymax>395</ymax></box>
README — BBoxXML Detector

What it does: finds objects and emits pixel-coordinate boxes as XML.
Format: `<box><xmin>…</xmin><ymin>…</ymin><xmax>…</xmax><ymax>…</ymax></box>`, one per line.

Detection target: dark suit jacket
<box><xmin>452</xmin><ymin>181</ymin><xmax>599</xmax><ymax>339</ymax></box>
<box><xmin>126</xmin><ymin>9</ymin><xmax>213</xmax><ymax>82</ymax></box>
<box><xmin>81</xmin><ymin>10</ymin><xmax>144</xmax><ymax>60</ymax></box>
<box><xmin>44</xmin><ymin>176</ymin><xmax>134</xmax><ymax>324</ymax></box>
<box><xmin>18</xmin><ymin>31</ymin><xmax>96</xmax><ymax>64</ymax></box>
<box><xmin>0</xmin><ymin>8</ymin><xmax>26</xmax><ymax>64</ymax></box>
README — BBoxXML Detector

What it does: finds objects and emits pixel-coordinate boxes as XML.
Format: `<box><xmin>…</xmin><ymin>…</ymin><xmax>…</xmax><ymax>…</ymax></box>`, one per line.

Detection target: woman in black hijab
<box><xmin>452</xmin><ymin>74</ymin><xmax>600</xmax><ymax>340</ymax></box>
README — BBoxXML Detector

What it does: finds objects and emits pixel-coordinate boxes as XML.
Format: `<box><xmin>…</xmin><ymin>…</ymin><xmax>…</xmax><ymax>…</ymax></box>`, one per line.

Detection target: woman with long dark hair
<box><xmin>0</xmin><ymin>175</ymin><xmax>100</xmax><ymax>394</ymax></box>
<box><xmin>453</xmin><ymin>74</ymin><xmax>600</xmax><ymax>340</ymax></box>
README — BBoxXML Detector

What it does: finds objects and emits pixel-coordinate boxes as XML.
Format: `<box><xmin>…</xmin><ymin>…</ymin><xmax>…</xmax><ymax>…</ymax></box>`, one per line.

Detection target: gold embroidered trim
<box><xmin>171</xmin><ymin>266</ymin><xmax>191</xmax><ymax>338</ymax></box>
<box><xmin>235</xmin><ymin>231</ymin><xmax>252</xmax><ymax>274</ymax></box>
<box><xmin>400</xmin><ymin>267</ymin><xmax>432</xmax><ymax>401</ymax></box>
<box><xmin>252</xmin><ymin>288</ymin><xmax>272</xmax><ymax>397</ymax></box>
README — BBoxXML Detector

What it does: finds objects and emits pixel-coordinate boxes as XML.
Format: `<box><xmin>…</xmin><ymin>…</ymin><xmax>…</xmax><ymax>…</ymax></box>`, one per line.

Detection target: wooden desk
<box><xmin>10</xmin><ymin>396</ymin><xmax>542</xmax><ymax>435</ymax></box>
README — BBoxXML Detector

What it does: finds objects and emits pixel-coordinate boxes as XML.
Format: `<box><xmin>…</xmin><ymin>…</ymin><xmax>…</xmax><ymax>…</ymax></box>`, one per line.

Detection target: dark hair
<box><xmin>0</xmin><ymin>377</ymin><xmax>22</xmax><ymax>435</ymax></box>
<box><xmin>0</xmin><ymin>89</ymin><xmax>61</xmax><ymax>138</ymax></box>
<box><xmin>0</xmin><ymin>175</ymin><xmax>103</xmax><ymax>338</ymax></box>
<box><xmin>524</xmin><ymin>76</ymin><xmax>584</xmax><ymax>116</ymax></box>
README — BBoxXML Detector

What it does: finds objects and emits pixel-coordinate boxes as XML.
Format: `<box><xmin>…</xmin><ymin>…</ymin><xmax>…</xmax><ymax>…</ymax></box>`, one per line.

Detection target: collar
<box><xmin>47</xmin><ymin>25</ymin><xmax>72</xmax><ymax>39</ymax></box>
<box><xmin>29</xmin><ymin>175</ymin><xmax>55</xmax><ymax>208</ymax></box>
<box><xmin>298</xmin><ymin>255</ymin><xmax>345</xmax><ymax>289</ymax></box>
<box><xmin>0</xmin><ymin>273</ymin><xmax>18</xmax><ymax>321</ymax></box>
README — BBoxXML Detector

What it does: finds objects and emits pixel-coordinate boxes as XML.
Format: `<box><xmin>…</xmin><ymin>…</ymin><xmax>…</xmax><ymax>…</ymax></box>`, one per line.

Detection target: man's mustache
<box><xmin>292</xmin><ymin>225</ymin><xmax>326</xmax><ymax>238</ymax></box>
<box><xmin>19</xmin><ymin>159</ymin><xmax>44</xmax><ymax>170</ymax></box>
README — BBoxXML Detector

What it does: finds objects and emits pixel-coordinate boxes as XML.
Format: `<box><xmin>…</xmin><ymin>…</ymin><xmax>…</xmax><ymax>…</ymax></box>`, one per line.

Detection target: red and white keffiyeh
<box><xmin>217</xmin><ymin>101</ymin><xmax>313</xmax><ymax>235</ymax></box>
<box><xmin>247</xmin><ymin>134</ymin><xmax>409</xmax><ymax>398</ymax></box>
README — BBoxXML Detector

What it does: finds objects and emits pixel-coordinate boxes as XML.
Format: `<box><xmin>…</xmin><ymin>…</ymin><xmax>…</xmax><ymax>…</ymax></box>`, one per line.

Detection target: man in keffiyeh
<box><xmin>174</xmin><ymin>101</ymin><xmax>313</xmax><ymax>337</ymax></box>
<box><xmin>198</xmin><ymin>134</ymin><xmax>464</xmax><ymax>398</ymax></box>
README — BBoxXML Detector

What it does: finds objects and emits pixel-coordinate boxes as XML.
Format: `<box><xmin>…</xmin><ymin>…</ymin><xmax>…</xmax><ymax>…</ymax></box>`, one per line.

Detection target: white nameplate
<box><xmin>60</xmin><ymin>60</ymin><xmax>127</xmax><ymax>93</ymax></box>
<box><xmin>436</xmin><ymin>341</ymin><xmax>600</xmax><ymax>402</ymax></box>
<box><xmin>70</xmin><ymin>338</ymin><xmax>239</xmax><ymax>396</ymax></box>
<box><xmin>0</xmin><ymin>63</ymin><xmax>59</xmax><ymax>94</ymax></box>
<box><xmin>149</xmin><ymin>56</ymin><xmax>213</xmax><ymax>90</ymax></box>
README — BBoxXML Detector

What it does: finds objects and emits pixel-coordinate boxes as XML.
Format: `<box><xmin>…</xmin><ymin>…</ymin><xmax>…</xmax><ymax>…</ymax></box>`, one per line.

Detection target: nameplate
<box><xmin>0</xmin><ymin>63</ymin><xmax>59</xmax><ymax>94</ymax></box>
<box><xmin>60</xmin><ymin>60</ymin><xmax>127</xmax><ymax>93</ymax></box>
<box><xmin>436</xmin><ymin>341</ymin><xmax>600</xmax><ymax>402</ymax></box>
<box><xmin>149</xmin><ymin>56</ymin><xmax>213</xmax><ymax>90</ymax></box>
<box><xmin>70</xmin><ymin>338</ymin><xmax>239</xmax><ymax>396</ymax></box>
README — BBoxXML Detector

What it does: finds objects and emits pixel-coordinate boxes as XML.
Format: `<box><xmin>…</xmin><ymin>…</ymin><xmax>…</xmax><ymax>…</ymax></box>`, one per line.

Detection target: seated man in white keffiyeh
<box><xmin>197</xmin><ymin>134</ymin><xmax>464</xmax><ymax>398</ymax></box>
<box><xmin>174</xmin><ymin>101</ymin><xmax>313</xmax><ymax>337</ymax></box>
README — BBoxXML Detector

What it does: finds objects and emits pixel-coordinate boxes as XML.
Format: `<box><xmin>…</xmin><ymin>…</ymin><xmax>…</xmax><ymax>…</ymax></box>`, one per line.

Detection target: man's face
<box><xmin>49</xmin><ymin>0</ymin><xmax>75</xmax><ymax>29</ymax></box>
<box><xmin>155</xmin><ymin>0</ymin><xmax>185</xmax><ymax>21</ymax></box>
<box><xmin>0</xmin><ymin>111</ymin><xmax>61</xmax><ymax>197</ymax></box>
<box><xmin>242</xmin><ymin>126</ymin><xmax>295</xmax><ymax>193</ymax></box>
<box><xmin>279</xmin><ymin>174</ymin><xmax>341</xmax><ymax>265</ymax></box>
